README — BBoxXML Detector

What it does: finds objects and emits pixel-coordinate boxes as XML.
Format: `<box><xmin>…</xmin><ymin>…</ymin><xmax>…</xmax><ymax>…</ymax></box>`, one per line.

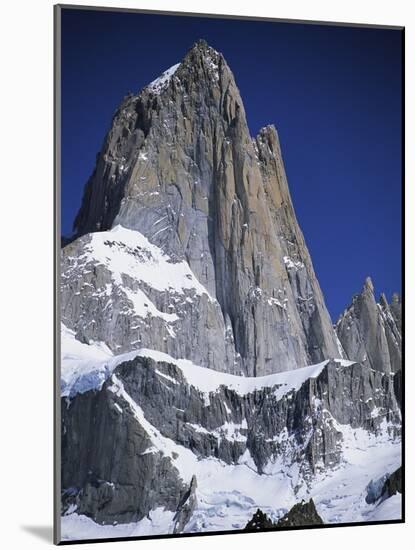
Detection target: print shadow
<box><xmin>21</xmin><ymin>525</ymin><xmax>53</xmax><ymax>543</ymax></box>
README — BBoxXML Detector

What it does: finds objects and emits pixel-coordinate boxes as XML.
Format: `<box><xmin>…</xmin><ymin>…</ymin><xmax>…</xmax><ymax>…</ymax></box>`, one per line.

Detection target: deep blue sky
<box><xmin>60</xmin><ymin>8</ymin><xmax>403</xmax><ymax>321</ymax></box>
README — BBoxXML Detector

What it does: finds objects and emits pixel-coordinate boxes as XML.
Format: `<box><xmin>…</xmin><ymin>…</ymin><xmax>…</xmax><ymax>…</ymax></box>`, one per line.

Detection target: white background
<box><xmin>0</xmin><ymin>0</ymin><xmax>412</xmax><ymax>548</ymax></box>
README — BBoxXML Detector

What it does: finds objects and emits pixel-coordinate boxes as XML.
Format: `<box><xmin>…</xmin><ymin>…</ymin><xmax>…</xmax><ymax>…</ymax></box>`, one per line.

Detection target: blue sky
<box><xmin>60</xmin><ymin>8</ymin><xmax>403</xmax><ymax>321</ymax></box>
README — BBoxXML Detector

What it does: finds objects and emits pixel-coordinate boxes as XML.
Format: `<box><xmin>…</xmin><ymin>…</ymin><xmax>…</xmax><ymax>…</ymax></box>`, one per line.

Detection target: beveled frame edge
<box><xmin>55</xmin><ymin>3</ymin><xmax>404</xmax><ymax>30</ymax></box>
<box><xmin>54</xmin><ymin>4</ymin><xmax>62</xmax><ymax>545</ymax></box>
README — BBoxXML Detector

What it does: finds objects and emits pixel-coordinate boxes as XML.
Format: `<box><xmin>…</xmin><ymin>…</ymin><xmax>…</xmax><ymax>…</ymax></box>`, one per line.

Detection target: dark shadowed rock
<box><xmin>244</xmin><ymin>508</ymin><xmax>274</xmax><ymax>530</ymax></box>
<box><xmin>173</xmin><ymin>475</ymin><xmax>198</xmax><ymax>533</ymax></box>
<box><xmin>276</xmin><ymin>499</ymin><xmax>323</xmax><ymax>527</ymax></box>
<box><xmin>244</xmin><ymin>499</ymin><xmax>323</xmax><ymax>531</ymax></box>
<box><xmin>381</xmin><ymin>467</ymin><xmax>402</xmax><ymax>499</ymax></box>
<box><xmin>366</xmin><ymin>466</ymin><xmax>402</xmax><ymax>505</ymax></box>
<box><xmin>61</xmin><ymin>355</ymin><xmax>400</xmax><ymax>525</ymax></box>
<box><xmin>393</xmin><ymin>369</ymin><xmax>402</xmax><ymax>409</ymax></box>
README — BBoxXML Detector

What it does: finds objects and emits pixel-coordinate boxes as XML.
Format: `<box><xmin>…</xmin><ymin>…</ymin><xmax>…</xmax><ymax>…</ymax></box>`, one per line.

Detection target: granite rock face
<box><xmin>380</xmin><ymin>466</ymin><xmax>402</xmax><ymax>500</ymax></box>
<box><xmin>61</xmin><ymin>355</ymin><xmax>400</xmax><ymax>525</ymax></box>
<box><xmin>62</xmin><ymin>39</ymin><xmax>341</xmax><ymax>377</ymax></box>
<box><xmin>365</xmin><ymin>466</ymin><xmax>402</xmax><ymax>505</ymax></box>
<box><xmin>389</xmin><ymin>293</ymin><xmax>402</xmax><ymax>332</ymax></box>
<box><xmin>276</xmin><ymin>498</ymin><xmax>323</xmax><ymax>527</ymax></box>
<box><xmin>335</xmin><ymin>278</ymin><xmax>402</xmax><ymax>374</ymax></box>
<box><xmin>244</xmin><ymin>509</ymin><xmax>274</xmax><ymax>530</ymax></box>
<box><xmin>244</xmin><ymin>500</ymin><xmax>323</xmax><ymax>530</ymax></box>
<box><xmin>173</xmin><ymin>475</ymin><xmax>198</xmax><ymax>534</ymax></box>
<box><xmin>60</xmin><ymin>226</ymin><xmax>234</xmax><ymax>374</ymax></box>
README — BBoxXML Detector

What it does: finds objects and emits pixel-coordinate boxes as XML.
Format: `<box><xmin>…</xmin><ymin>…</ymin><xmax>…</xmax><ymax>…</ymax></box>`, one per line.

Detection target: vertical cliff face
<box><xmin>388</xmin><ymin>292</ymin><xmax>402</xmax><ymax>332</ymax></box>
<box><xmin>61</xmin><ymin>354</ymin><xmax>401</xmax><ymax>527</ymax></box>
<box><xmin>63</xmin><ymin>39</ymin><xmax>341</xmax><ymax>376</ymax></box>
<box><xmin>335</xmin><ymin>278</ymin><xmax>402</xmax><ymax>373</ymax></box>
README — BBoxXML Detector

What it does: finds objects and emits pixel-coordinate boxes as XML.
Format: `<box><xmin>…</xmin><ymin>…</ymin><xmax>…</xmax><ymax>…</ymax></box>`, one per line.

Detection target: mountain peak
<box><xmin>182</xmin><ymin>39</ymin><xmax>224</xmax><ymax>74</ymax></box>
<box><xmin>255</xmin><ymin>124</ymin><xmax>280</xmax><ymax>153</ymax></box>
<box><xmin>363</xmin><ymin>276</ymin><xmax>374</xmax><ymax>293</ymax></box>
<box><xmin>188</xmin><ymin>38</ymin><xmax>219</xmax><ymax>56</ymax></box>
<box><xmin>71</xmin><ymin>39</ymin><xmax>341</xmax><ymax>376</ymax></box>
<box><xmin>335</xmin><ymin>276</ymin><xmax>402</xmax><ymax>373</ymax></box>
<box><xmin>146</xmin><ymin>63</ymin><xmax>181</xmax><ymax>94</ymax></box>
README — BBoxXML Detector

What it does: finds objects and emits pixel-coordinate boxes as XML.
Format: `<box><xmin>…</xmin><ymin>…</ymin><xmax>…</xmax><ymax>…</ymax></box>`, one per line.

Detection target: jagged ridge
<box><xmin>335</xmin><ymin>277</ymin><xmax>402</xmax><ymax>374</ymax></box>
<box><xmin>62</xmin><ymin>39</ymin><xmax>342</xmax><ymax>377</ymax></box>
<box><xmin>61</xmin><ymin>352</ymin><xmax>401</xmax><ymax>526</ymax></box>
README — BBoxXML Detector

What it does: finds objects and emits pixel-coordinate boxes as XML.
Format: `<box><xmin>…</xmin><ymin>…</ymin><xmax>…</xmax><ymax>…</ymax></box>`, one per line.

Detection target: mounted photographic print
<box><xmin>54</xmin><ymin>5</ymin><xmax>404</xmax><ymax>544</ymax></box>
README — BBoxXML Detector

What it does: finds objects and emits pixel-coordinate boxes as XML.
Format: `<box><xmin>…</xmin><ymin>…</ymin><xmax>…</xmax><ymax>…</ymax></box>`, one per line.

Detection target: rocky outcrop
<box><xmin>381</xmin><ymin>467</ymin><xmax>402</xmax><ymax>500</ymax></box>
<box><xmin>365</xmin><ymin>466</ymin><xmax>402</xmax><ymax>505</ymax></box>
<box><xmin>335</xmin><ymin>278</ymin><xmax>402</xmax><ymax>374</ymax></box>
<box><xmin>61</xmin><ymin>354</ymin><xmax>400</xmax><ymax>525</ymax></box>
<box><xmin>378</xmin><ymin>293</ymin><xmax>402</xmax><ymax>373</ymax></box>
<box><xmin>393</xmin><ymin>369</ymin><xmax>402</xmax><ymax>409</ymax></box>
<box><xmin>389</xmin><ymin>293</ymin><xmax>402</xmax><ymax>332</ymax></box>
<box><xmin>244</xmin><ymin>499</ymin><xmax>323</xmax><ymax>530</ymax></box>
<box><xmin>61</xmin><ymin>372</ymin><xmax>187</xmax><ymax>525</ymax></box>
<box><xmin>173</xmin><ymin>475</ymin><xmax>198</xmax><ymax>533</ymax></box>
<box><xmin>62</xmin><ymin>39</ymin><xmax>342</xmax><ymax>377</ymax></box>
<box><xmin>60</xmin><ymin>226</ymin><xmax>234</xmax><ymax>374</ymax></box>
<box><xmin>276</xmin><ymin>499</ymin><xmax>323</xmax><ymax>527</ymax></box>
<box><xmin>244</xmin><ymin>509</ymin><xmax>274</xmax><ymax>530</ymax></box>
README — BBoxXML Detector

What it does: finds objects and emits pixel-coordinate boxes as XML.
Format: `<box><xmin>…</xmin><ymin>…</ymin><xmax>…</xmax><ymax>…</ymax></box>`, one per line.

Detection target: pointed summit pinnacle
<box><xmin>363</xmin><ymin>276</ymin><xmax>374</xmax><ymax>293</ymax></box>
<box><xmin>190</xmin><ymin>38</ymin><xmax>217</xmax><ymax>54</ymax></box>
<box><xmin>183</xmin><ymin>38</ymin><xmax>222</xmax><ymax>68</ymax></box>
<box><xmin>193</xmin><ymin>38</ymin><xmax>209</xmax><ymax>48</ymax></box>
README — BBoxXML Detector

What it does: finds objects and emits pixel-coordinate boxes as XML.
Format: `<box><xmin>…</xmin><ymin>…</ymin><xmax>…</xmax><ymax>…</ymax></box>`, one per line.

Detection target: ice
<box><xmin>335</xmin><ymin>331</ymin><xmax>347</xmax><ymax>359</ymax></box>
<box><xmin>61</xmin><ymin>323</ymin><xmax>112</xmax><ymax>364</ymax></box>
<box><xmin>62</xmin><ymin>336</ymin><xmax>353</xmax><ymax>401</ymax></box>
<box><xmin>310</xmin><ymin>416</ymin><xmax>401</xmax><ymax>524</ymax></box>
<box><xmin>147</xmin><ymin>63</ymin><xmax>180</xmax><ymax>94</ymax></box>
<box><xmin>76</xmin><ymin>224</ymin><xmax>212</xmax><ymax>299</ymax></box>
<box><xmin>61</xmin><ymin>325</ymin><xmax>401</xmax><ymax>538</ymax></box>
<box><xmin>118</xmin><ymin>348</ymin><xmax>333</xmax><ymax>403</ymax></box>
<box><xmin>365</xmin><ymin>473</ymin><xmax>389</xmax><ymax>504</ymax></box>
<box><xmin>123</xmin><ymin>287</ymin><xmax>178</xmax><ymax>323</ymax></box>
<box><xmin>61</xmin><ymin>377</ymin><xmax>402</xmax><ymax>539</ymax></box>
<box><xmin>204</xmin><ymin>55</ymin><xmax>219</xmax><ymax>82</ymax></box>
<box><xmin>172</xmin><ymin>353</ymin><xmax>331</xmax><ymax>401</ymax></box>
<box><xmin>61</xmin><ymin>324</ymin><xmax>139</xmax><ymax>398</ymax></box>
<box><xmin>153</xmin><ymin>215</ymin><xmax>168</xmax><ymax>226</ymax></box>
<box><xmin>268</xmin><ymin>297</ymin><xmax>287</xmax><ymax>309</ymax></box>
<box><xmin>283</xmin><ymin>256</ymin><xmax>304</xmax><ymax>270</ymax></box>
<box><xmin>365</xmin><ymin>494</ymin><xmax>401</xmax><ymax>521</ymax></box>
<box><xmin>154</xmin><ymin>369</ymin><xmax>179</xmax><ymax>385</ymax></box>
<box><xmin>61</xmin><ymin>508</ymin><xmax>175</xmax><ymax>541</ymax></box>
<box><xmin>153</xmin><ymin>225</ymin><xmax>170</xmax><ymax>238</ymax></box>
<box><xmin>187</xmin><ymin>420</ymin><xmax>247</xmax><ymax>442</ymax></box>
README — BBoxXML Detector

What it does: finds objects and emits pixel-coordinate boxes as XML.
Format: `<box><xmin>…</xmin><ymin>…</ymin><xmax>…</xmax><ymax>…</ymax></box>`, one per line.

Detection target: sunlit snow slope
<box><xmin>60</xmin><ymin>330</ymin><xmax>401</xmax><ymax>540</ymax></box>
